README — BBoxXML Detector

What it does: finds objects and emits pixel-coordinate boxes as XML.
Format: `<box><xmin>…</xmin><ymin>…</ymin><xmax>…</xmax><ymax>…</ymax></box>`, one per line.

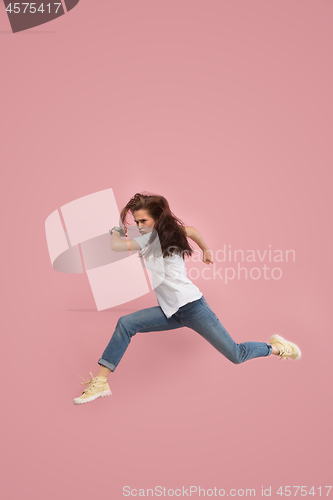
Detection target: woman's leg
<box><xmin>97</xmin><ymin>306</ymin><xmax>183</xmax><ymax>375</ymax></box>
<box><xmin>179</xmin><ymin>297</ymin><xmax>273</xmax><ymax>364</ymax></box>
<box><xmin>96</xmin><ymin>365</ymin><xmax>112</xmax><ymax>377</ymax></box>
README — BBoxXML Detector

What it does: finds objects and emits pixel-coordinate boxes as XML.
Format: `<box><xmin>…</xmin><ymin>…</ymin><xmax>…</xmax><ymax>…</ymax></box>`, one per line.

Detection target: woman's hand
<box><xmin>203</xmin><ymin>249</ymin><xmax>214</xmax><ymax>265</ymax></box>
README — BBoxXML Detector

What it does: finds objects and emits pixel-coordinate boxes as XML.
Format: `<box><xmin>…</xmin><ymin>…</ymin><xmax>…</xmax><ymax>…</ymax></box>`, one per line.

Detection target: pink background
<box><xmin>0</xmin><ymin>1</ymin><xmax>332</xmax><ymax>498</ymax></box>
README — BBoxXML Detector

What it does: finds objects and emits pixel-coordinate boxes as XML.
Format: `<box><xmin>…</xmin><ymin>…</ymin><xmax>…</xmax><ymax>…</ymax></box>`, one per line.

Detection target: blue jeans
<box><xmin>98</xmin><ymin>296</ymin><xmax>273</xmax><ymax>371</ymax></box>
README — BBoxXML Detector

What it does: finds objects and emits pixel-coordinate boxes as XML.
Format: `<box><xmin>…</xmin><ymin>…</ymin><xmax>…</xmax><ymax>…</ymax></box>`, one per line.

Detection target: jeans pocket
<box><xmin>180</xmin><ymin>297</ymin><xmax>208</xmax><ymax>323</ymax></box>
<box><xmin>201</xmin><ymin>296</ymin><xmax>218</xmax><ymax>318</ymax></box>
<box><xmin>201</xmin><ymin>296</ymin><xmax>210</xmax><ymax>310</ymax></box>
<box><xmin>179</xmin><ymin>298</ymin><xmax>200</xmax><ymax>312</ymax></box>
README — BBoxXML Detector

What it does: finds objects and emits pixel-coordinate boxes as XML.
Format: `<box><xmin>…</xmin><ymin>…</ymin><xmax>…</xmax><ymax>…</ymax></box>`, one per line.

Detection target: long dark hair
<box><xmin>120</xmin><ymin>192</ymin><xmax>194</xmax><ymax>259</ymax></box>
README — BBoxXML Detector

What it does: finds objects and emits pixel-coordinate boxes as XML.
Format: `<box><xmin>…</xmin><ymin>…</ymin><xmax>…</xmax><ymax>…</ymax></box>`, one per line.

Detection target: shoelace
<box><xmin>77</xmin><ymin>372</ymin><xmax>95</xmax><ymax>386</ymax></box>
<box><xmin>76</xmin><ymin>372</ymin><xmax>104</xmax><ymax>395</ymax></box>
<box><xmin>277</xmin><ymin>344</ymin><xmax>293</xmax><ymax>361</ymax></box>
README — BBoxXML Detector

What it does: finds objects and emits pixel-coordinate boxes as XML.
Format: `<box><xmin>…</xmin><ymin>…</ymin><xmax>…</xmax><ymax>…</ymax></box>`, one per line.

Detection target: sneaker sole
<box><xmin>270</xmin><ymin>334</ymin><xmax>301</xmax><ymax>360</ymax></box>
<box><xmin>73</xmin><ymin>389</ymin><xmax>112</xmax><ymax>405</ymax></box>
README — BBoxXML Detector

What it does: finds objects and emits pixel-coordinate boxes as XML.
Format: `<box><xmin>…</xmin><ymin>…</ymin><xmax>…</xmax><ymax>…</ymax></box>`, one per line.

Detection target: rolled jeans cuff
<box><xmin>98</xmin><ymin>358</ymin><xmax>116</xmax><ymax>372</ymax></box>
<box><xmin>266</xmin><ymin>343</ymin><xmax>273</xmax><ymax>356</ymax></box>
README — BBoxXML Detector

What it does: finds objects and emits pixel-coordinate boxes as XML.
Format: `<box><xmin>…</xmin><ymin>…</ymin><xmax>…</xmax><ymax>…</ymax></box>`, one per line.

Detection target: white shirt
<box><xmin>133</xmin><ymin>232</ymin><xmax>203</xmax><ymax>318</ymax></box>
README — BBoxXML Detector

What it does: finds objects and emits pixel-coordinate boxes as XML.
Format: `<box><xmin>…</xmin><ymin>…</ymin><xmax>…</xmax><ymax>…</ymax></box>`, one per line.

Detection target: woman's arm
<box><xmin>185</xmin><ymin>226</ymin><xmax>213</xmax><ymax>264</ymax></box>
<box><xmin>110</xmin><ymin>231</ymin><xmax>141</xmax><ymax>252</ymax></box>
<box><xmin>185</xmin><ymin>226</ymin><xmax>209</xmax><ymax>251</ymax></box>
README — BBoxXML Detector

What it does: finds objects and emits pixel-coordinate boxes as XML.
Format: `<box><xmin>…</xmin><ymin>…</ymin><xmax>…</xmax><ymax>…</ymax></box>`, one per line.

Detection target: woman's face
<box><xmin>133</xmin><ymin>209</ymin><xmax>156</xmax><ymax>234</ymax></box>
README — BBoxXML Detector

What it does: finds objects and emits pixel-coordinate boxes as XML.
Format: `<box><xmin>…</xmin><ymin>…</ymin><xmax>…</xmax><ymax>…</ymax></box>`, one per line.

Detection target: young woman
<box><xmin>74</xmin><ymin>192</ymin><xmax>301</xmax><ymax>405</ymax></box>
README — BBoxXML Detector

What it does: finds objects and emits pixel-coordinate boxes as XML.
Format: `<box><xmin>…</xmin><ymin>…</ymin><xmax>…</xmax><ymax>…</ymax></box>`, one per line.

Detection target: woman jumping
<box><xmin>73</xmin><ymin>192</ymin><xmax>301</xmax><ymax>405</ymax></box>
